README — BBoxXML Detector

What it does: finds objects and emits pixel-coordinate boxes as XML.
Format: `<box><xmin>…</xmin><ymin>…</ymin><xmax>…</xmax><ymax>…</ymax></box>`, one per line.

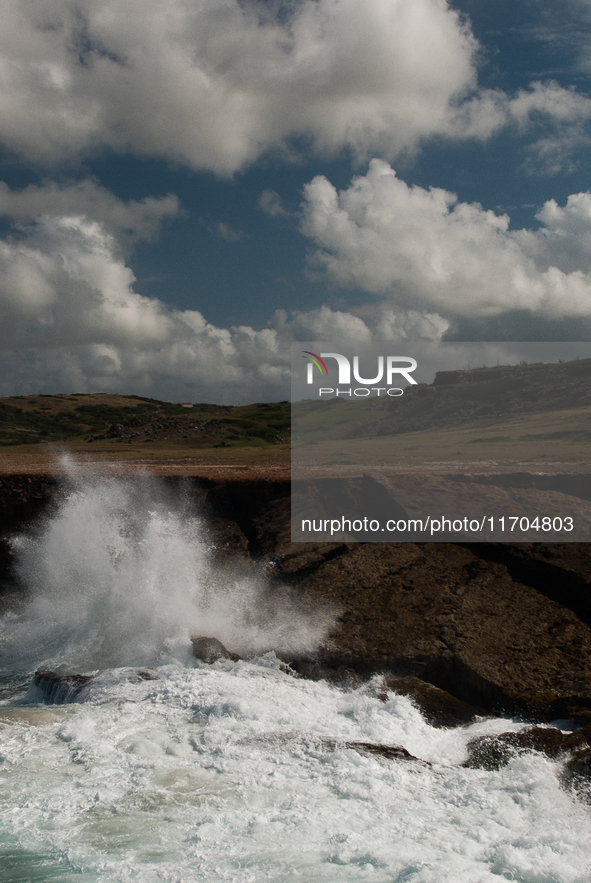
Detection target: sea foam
<box><xmin>0</xmin><ymin>461</ymin><xmax>590</xmax><ymax>882</ymax></box>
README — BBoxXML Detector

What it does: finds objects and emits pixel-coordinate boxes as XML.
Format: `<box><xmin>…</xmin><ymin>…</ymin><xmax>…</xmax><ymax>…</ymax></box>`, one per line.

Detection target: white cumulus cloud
<box><xmin>1</xmin><ymin>0</ymin><xmax>586</xmax><ymax>174</ymax></box>
<box><xmin>0</xmin><ymin>195</ymin><xmax>445</xmax><ymax>401</ymax></box>
<box><xmin>0</xmin><ymin>179</ymin><xmax>180</xmax><ymax>244</ymax></box>
<box><xmin>301</xmin><ymin>158</ymin><xmax>591</xmax><ymax>320</ymax></box>
<box><xmin>0</xmin><ymin>0</ymin><xmax>475</xmax><ymax>171</ymax></box>
<box><xmin>450</xmin><ymin>81</ymin><xmax>591</xmax><ymax>173</ymax></box>
<box><xmin>7</xmin><ymin>159</ymin><xmax>591</xmax><ymax>401</ymax></box>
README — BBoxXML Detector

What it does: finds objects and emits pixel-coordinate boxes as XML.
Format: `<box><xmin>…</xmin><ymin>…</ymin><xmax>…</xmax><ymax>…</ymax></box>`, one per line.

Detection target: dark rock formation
<box><xmin>31</xmin><ymin>669</ymin><xmax>94</xmax><ymax>704</ymax></box>
<box><xmin>240</xmin><ymin>731</ymin><xmax>428</xmax><ymax>764</ymax></box>
<box><xmin>291</xmin><ymin>475</ymin><xmax>409</xmax><ymax>541</ymax></box>
<box><xmin>128</xmin><ymin>669</ymin><xmax>158</xmax><ymax>683</ymax></box>
<box><xmin>563</xmin><ymin>748</ymin><xmax>591</xmax><ymax>801</ymax></box>
<box><xmin>287</xmin><ymin>661</ymin><xmax>363</xmax><ymax>688</ymax></box>
<box><xmin>30</xmin><ymin>668</ymin><xmax>158</xmax><ymax>702</ymax></box>
<box><xmin>464</xmin><ymin>723</ymin><xmax>591</xmax><ymax>771</ymax></box>
<box><xmin>191</xmin><ymin>636</ymin><xmax>241</xmax><ymax>663</ymax></box>
<box><xmin>0</xmin><ymin>474</ymin><xmax>55</xmax><ymax>586</ymax></box>
<box><xmin>380</xmin><ymin>676</ymin><xmax>486</xmax><ymax>728</ymax></box>
<box><xmin>327</xmin><ymin>738</ymin><xmax>428</xmax><ymax>764</ymax></box>
<box><xmin>269</xmin><ymin>537</ymin><xmax>591</xmax><ymax>722</ymax></box>
<box><xmin>465</xmin><ymin>722</ymin><xmax>591</xmax><ymax>801</ymax></box>
<box><xmin>4</xmin><ymin>473</ymin><xmax>591</xmax><ymax>727</ymax></box>
<box><xmin>465</xmin><ymin>728</ymin><xmax>564</xmax><ymax>771</ymax></box>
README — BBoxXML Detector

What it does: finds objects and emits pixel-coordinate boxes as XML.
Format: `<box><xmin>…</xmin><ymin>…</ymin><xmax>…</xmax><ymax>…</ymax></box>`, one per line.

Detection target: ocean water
<box><xmin>0</xmin><ymin>464</ymin><xmax>590</xmax><ymax>883</ymax></box>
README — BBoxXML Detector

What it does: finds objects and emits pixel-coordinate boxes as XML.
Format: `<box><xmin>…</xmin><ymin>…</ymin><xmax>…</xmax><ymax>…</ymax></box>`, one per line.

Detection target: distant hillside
<box><xmin>7</xmin><ymin>357</ymin><xmax>591</xmax><ymax>453</ymax></box>
<box><xmin>0</xmin><ymin>394</ymin><xmax>290</xmax><ymax>448</ymax></box>
<box><xmin>292</xmin><ymin>357</ymin><xmax>591</xmax><ymax>454</ymax></box>
<box><xmin>353</xmin><ymin>356</ymin><xmax>591</xmax><ymax>440</ymax></box>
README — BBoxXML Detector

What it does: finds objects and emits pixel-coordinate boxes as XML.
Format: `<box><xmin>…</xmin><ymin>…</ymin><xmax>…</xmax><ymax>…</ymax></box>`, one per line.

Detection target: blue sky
<box><xmin>2</xmin><ymin>0</ymin><xmax>591</xmax><ymax>403</ymax></box>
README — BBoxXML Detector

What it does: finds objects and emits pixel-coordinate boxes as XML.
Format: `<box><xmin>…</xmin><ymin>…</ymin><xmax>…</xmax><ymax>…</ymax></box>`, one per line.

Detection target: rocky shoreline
<box><xmin>2</xmin><ymin>471</ymin><xmax>591</xmax><ymax>729</ymax></box>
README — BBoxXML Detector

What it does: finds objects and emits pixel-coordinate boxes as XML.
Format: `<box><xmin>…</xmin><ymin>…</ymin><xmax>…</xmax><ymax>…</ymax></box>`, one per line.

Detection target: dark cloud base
<box><xmin>447</xmin><ymin>311</ymin><xmax>591</xmax><ymax>342</ymax></box>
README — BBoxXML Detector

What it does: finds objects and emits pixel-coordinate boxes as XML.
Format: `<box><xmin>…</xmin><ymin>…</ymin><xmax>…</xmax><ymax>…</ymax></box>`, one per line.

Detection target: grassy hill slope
<box><xmin>0</xmin><ymin>394</ymin><xmax>290</xmax><ymax>449</ymax></box>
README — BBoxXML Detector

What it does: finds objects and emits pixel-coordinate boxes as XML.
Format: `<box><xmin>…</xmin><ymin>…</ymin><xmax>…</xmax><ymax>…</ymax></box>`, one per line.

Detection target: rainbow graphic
<box><xmin>302</xmin><ymin>351</ymin><xmax>328</xmax><ymax>375</ymax></box>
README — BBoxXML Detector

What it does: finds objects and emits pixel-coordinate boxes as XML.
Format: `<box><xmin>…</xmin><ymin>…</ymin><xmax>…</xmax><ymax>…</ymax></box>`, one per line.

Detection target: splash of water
<box><xmin>0</xmin><ymin>459</ymin><xmax>334</xmax><ymax>675</ymax></box>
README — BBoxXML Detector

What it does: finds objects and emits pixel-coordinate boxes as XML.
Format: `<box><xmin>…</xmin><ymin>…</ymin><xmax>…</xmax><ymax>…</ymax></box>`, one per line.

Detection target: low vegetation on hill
<box><xmin>0</xmin><ymin>393</ymin><xmax>290</xmax><ymax>449</ymax></box>
<box><xmin>4</xmin><ymin>357</ymin><xmax>591</xmax><ymax>455</ymax></box>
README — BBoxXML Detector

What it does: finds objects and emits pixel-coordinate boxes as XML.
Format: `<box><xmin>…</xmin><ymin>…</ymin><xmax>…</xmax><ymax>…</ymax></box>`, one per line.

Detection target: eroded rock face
<box><xmin>5</xmin><ymin>474</ymin><xmax>591</xmax><ymax>725</ymax></box>
<box><xmin>465</xmin><ymin>728</ymin><xmax>566</xmax><ymax>771</ymax></box>
<box><xmin>322</xmin><ymin>738</ymin><xmax>428</xmax><ymax>764</ymax></box>
<box><xmin>239</xmin><ymin>731</ymin><xmax>428</xmax><ymax>765</ymax></box>
<box><xmin>31</xmin><ymin>670</ymin><xmax>94</xmax><ymax>704</ymax></box>
<box><xmin>564</xmin><ymin>748</ymin><xmax>591</xmax><ymax>802</ymax></box>
<box><xmin>380</xmin><ymin>676</ymin><xmax>485</xmax><ymax>728</ymax></box>
<box><xmin>464</xmin><ymin>723</ymin><xmax>591</xmax><ymax>798</ymax></box>
<box><xmin>271</xmin><ymin>539</ymin><xmax>591</xmax><ymax>721</ymax></box>
<box><xmin>191</xmin><ymin>636</ymin><xmax>241</xmax><ymax>663</ymax></box>
<box><xmin>0</xmin><ymin>475</ymin><xmax>55</xmax><ymax>586</ymax></box>
<box><xmin>29</xmin><ymin>668</ymin><xmax>158</xmax><ymax>702</ymax></box>
<box><xmin>244</xmin><ymin>483</ymin><xmax>591</xmax><ymax>722</ymax></box>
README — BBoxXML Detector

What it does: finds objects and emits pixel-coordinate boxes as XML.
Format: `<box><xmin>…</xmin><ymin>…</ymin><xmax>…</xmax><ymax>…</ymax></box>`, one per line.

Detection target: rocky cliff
<box><xmin>2</xmin><ymin>472</ymin><xmax>591</xmax><ymax>724</ymax></box>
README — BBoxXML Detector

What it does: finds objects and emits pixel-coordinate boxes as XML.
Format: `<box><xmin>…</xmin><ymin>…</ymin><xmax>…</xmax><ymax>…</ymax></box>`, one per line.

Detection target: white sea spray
<box><xmin>0</xmin><ymin>459</ymin><xmax>334</xmax><ymax>675</ymax></box>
